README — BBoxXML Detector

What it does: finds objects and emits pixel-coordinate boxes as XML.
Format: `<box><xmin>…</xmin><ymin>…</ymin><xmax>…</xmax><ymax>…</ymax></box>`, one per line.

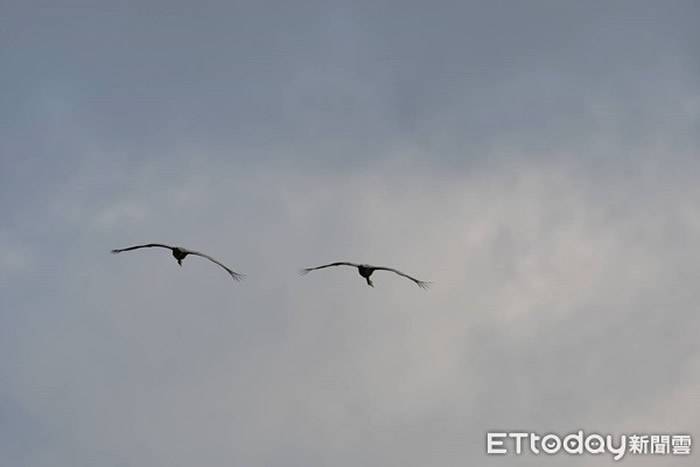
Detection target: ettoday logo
<box><xmin>486</xmin><ymin>431</ymin><xmax>692</xmax><ymax>461</ymax></box>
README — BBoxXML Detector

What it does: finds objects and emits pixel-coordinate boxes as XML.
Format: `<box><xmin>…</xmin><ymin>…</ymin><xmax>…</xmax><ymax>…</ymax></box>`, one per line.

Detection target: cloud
<box><xmin>2</xmin><ymin>151</ymin><xmax>699</xmax><ymax>466</ymax></box>
<box><xmin>1</xmin><ymin>2</ymin><xmax>699</xmax><ymax>466</ymax></box>
<box><xmin>0</xmin><ymin>231</ymin><xmax>34</xmax><ymax>280</ymax></box>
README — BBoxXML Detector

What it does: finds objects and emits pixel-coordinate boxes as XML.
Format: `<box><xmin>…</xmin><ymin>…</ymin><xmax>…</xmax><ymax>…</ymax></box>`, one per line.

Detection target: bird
<box><xmin>111</xmin><ymin>243</ymin><xmax>244</xmax><ymax>281</ymax></box>
<box><xmin>300</xmin><ymin>261</ymin><xmax>431</xmax><ymax>289</ymax></box>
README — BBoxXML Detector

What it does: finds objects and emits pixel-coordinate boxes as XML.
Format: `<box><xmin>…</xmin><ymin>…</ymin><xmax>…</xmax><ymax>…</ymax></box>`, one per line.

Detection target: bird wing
<box><xmin>186</xmin><ymin>250</ymin><xmax>245</xmax><ymax>281</ymax></box>
<box><xmin>111</xmin><ymin>243</ymin><xmax>173</xmax><ymax>254</ymax></box>
<box><xmin>372</xmin><ymin>266</ymin><xmax>431</xmax><ymax>289</ymax></box>
<box><xmin>299</xmin><ymin>261</ymin><xmax>360</xmax><ymax>275</ymax></box>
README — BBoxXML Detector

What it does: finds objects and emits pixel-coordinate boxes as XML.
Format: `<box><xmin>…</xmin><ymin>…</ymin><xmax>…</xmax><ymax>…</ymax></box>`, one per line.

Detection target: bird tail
<box><xmin>366</xmin><ymin>277</ymin><xmax>374</xmax><ymax>287</ymax></box>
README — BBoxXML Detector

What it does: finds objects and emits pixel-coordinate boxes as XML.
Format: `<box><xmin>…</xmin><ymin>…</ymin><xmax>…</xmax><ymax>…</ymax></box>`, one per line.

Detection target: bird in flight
<box><xmin>300</xmin><ymin>262</ymin><xmax>431</xmax><ymax>289</ymax></box>
<box><xmin>111</xmin><ymin>243</ymin><xmax>244</xmax><ymax>281</ymax></box>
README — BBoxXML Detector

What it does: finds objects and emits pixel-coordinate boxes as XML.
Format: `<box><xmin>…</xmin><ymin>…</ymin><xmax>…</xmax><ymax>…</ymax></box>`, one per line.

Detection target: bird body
<box><xmin>111</xmin><ymin>243</ymin><xmax>244</xmax><ymax>281</ymax></box>
<box><xmin>301</xmin><ymin>261</ymin><xmax>430</xmax><ymax>289</ymax></box>
<box><xmin>171</xmin><ymin>247</ymin><xmax>190</xmax><ymax>265</ymax></box>
<box><xmin>357</xmin><ymin>264</ymin><xmax>375</xmax><ymax>287</ymax></box>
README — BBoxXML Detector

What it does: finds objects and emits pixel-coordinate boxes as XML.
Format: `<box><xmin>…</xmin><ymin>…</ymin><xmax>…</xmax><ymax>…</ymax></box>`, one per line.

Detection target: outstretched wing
<box><xmin>111</xmin><ymin>243</ymin><xmax>173</xmax><ymax>254</ymax></box>
<box><xmin>373</xmin><ymin>266</ymin><xmax>431</xmax><ymax>289</ymax></box>
<box><xmin>187</xmin><ymin>251</ymin><xmax>245</xmax><ymax>281</ymax></box>
<box><xmin>299</xmin><ymin>262</ymin><xmax>360</xmax><ymax>275</ymax></box>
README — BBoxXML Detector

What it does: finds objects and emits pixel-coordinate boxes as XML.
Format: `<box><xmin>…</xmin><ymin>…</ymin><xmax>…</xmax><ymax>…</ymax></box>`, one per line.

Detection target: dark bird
<box><xmin>111</xmin><ymin>243</ymin><xmax>244</xmax><ymax>281</ymax></box>
<box><xmin>300</xmin><ymin>261</ymin><xmax>430</xmax><ymax>289</ymax></box>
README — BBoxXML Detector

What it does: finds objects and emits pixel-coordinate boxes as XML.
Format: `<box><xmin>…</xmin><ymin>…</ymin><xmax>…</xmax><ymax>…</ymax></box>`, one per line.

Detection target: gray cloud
<box><xmin>1</xmin><ymin>2</ymin><xmax>699</xmax><ymax>466</ymax></box>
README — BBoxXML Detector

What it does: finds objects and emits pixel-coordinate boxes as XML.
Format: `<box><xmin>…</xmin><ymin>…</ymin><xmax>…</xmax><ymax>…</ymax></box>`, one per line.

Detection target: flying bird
<box><xmin>111</xmin><ymin>243</ymin><xmax>244</xmax><ymax>281</ymax></box>
<box><xmin>300</xmin><ymin>262</ymin><xmax>430</xmax><ymax>289</ymax></box>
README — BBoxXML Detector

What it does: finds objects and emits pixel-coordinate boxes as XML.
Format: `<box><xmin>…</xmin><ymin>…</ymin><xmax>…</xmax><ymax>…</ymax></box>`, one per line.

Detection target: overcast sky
<box><xmin>1</xmin><ymin>2</ymin><xmax>699</xmax><ymax>466</ymax></box>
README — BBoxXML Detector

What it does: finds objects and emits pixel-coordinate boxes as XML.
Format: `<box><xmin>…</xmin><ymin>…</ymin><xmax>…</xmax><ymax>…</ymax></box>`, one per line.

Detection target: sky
<box><xmin>1</xmin><ymin>1</ymin><xmax>699</xmax><ymax>466</ymax></box>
